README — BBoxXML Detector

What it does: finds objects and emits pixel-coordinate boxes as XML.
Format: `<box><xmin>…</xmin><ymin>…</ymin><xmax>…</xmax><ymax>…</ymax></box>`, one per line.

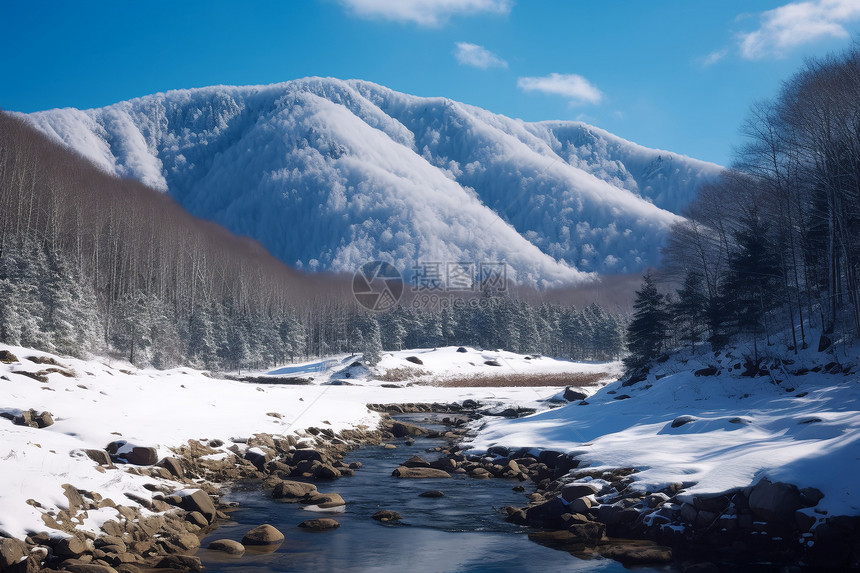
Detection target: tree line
<box><xmin>0</xmin><ymin>113</ymin><xmax>627</xmax><ymax>370</ymax></box>
<box><xmin>625</xmin><ymin>46</ymin><xmax>860</xmax><ymax>372</ymax></box>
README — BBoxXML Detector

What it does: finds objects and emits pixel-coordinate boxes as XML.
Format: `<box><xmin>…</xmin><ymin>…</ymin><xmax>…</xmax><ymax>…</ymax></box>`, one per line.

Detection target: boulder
<box><xmin>0</xmin><ymin>349</ymin><xmax>19</xmax><ymax>363</ymax></box>
<box><xmin>419</xmin><ymin>490</ymin><xmax>445</xmax><ymax>498</ymax></box>
<box><xmin>178</xmin><ymin>489</ymin><xmax>217</xmax><ymax>523</ymax></box>
<box><xmin>748</xmin><ymin>478</ymin><xmax>803</xmax><ymax>523</ymax></box>
<box><xmin>105</xmin><ymin>442</ymin><xmax>158</xmax><ymax>466</ymax></box>
<box><xmin>83</xmin><ymin>449</ymin><xmax>114</xmax><ymax>467</ymax></box>
<box><xmin>560</xmin><ymin>483</ymin><xmax>599</xmax><ymax>503</ymax></box>
<box><xmin>563</xmin><ymin>387</ymin><xmax>588</xmax><ymax>402</ymax></box>
<box><xmin>244</xmin><ymin>448</ymin><xmax>271</xmax><ymax>471</ymax></box>
<box><xmin>94</xmin><ymin>537</ymin><xmax>126</xmax><ymax>554</ymax></box>
<box><xmin>298</xmin><ymin>518</ymin><xmax>340</xmax><ymax>531</ymax></box>
<box><xmin>372</xmin><ymin>510</ymin><xmax>402</xmax><ymax>522</ymax></box>
<box><xmin>186</xmin><ymin>512</ymin><xmax>209</xmax><ymax>528</ymax></box>
<box><xmin>405</xmin><ymin>356</ymin><xmax>423</xmax><ymax>365</ymax></box>
<box><xmin>390</xmin><ymin>421</ymin><xmax>428</xmax><ymax>438</ymax></box>
<box><xmin>291</xmin><ymin>449</ymin><xmax>324</xmax><ymax>464</ymax></box>
<box><xmin>800</xmin><ymin>487</ymin><xmax>825</xmax><ymax>507</ymax></box>
<box><xmin>391</xmin><ymin>466</ymin><xmax>451</xmax><ymax>479</ymax></box>
<box><xmin>208</xmin><ymin>539</ymin><xmax>245</xmax><ymax>555</ymax></box>
<box><xmin>671</xmin><ymin>415</ymin><xmax>696</xmax><ymax>428</ymax></box>
<box><xmin>456</xmin><ymin>347</ymin><xmax>468</xmax><ymax>353</ymax></box>
<box><xmin>524</xmin><ymin>497</ymin><xmax>567</xmax><ymax>529</ymax></box>
<box><xmin>304</xmin><ymin>492</ymin><xmax>346</xmax><ymax>508</ymax></box>
<box><xmin>273</xmin><ymin>480</ymin><xmax>318</xmax><ymax>500</ymax></box>
<box><xmin>154</xmin><ymin>555</ymin><xmax>202</xmax><ymax>572</ymax></box>
<box><xmin>53</xmin><ymin>534</ymin><xmax>91</xmax><ymax>557</ymax></box>
<box><xmin>598</xmin><ymin>504</ymin><xmax>640</xmax><ymax>526</ymax></box>
<box><xmin>165</xmin><ymin>533</ymin><xmax>200</xmax><ymax>552</ymax></box>
<box><xmin>12</xmin><ymin>409</ymin><xmax>54</xmax><ymax>428</ymax></box>
<box><xmin>157</xmin><ymin>457</ymin><xmax>184</xmax><ymax>479</ymax></box>
<box><xmin>0</xmin><ymin>537</ymin><xmax>28</xmax><ymax>569</ymax></box>
<box><xmin>313</xmin><ymin>464</ymin><xmax>341</xmax><ymax>480</ymax></box>
<box><xmin>36</xmin><ymin>411</ymin><xmax>54</xmax><ymax>428</ymax></box>
<box><xmin>569</xmin><ymin>497</ymin><xmax>593</xmax><ymax>514</ymax></box>
<box><xmin>241</xmin><ymin>524</ymin><xmax>284</xmax><ymax>546</ymax></box>
<box><xmin>62</xmin><ymin>484</ymin><xmax>87</xmax><ymax>512</ymax></box>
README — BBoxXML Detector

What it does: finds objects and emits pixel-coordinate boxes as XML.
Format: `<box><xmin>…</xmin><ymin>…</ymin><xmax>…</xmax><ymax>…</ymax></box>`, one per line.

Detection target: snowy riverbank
<box><xmin>466</xmin><ymin>341</ymin><xmax>860</xmax><ymax>520</ymax></box>
<box><xmin>0</xmin><ymin>345</ymin><xmax>610</xmax><ymax>541</ymax></box>
<box><xmin>3</xmin><ymin>340</ymin><xmax>859</xmax><ymax>568</ymax></box>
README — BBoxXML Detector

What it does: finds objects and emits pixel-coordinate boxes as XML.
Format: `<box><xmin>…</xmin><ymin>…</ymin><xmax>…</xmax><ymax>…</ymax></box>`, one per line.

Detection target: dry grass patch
<box><xmin>432</xmin><ymin>371</ymin><xmax>610</xmax><ymax>388</ymax></box>
<box><xmin>376</xmin><ymin>367</ymin><xmax>431</xmax><ymax>382</ymax></box>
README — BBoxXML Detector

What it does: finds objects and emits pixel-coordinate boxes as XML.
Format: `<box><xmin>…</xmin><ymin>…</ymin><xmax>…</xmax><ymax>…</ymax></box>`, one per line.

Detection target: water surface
<box><xmin>199</xmin><ymin>418</ymin><xmax>665</xmax><ymax>572</ymax></box>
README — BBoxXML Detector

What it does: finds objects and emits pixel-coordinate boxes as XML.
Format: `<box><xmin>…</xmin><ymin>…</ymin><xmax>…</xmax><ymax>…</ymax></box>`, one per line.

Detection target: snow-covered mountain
<box><xmin>21</xmin><ymin>78</ymin><xmax>722</xmax><ymax>285</ymax></box>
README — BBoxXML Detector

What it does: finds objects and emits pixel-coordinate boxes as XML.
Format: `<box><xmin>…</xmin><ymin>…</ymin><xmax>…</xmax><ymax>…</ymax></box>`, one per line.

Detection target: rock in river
<box><xmin>391</xmin><ymin>466</ymin><xmax>451</xmax><ymax>479</ymax></box>
<box><xmin>242</xmin><ymin>524</ymin><xmax>285</xmax><ymax>545</ymax></box>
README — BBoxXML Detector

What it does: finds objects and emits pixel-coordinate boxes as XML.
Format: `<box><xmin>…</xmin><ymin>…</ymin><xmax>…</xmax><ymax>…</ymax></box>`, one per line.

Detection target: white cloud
<box><xmin>739</xmin><ymin>0</ymin><xmax>860</xmax><ymax>59</ymax></box>
<box><xmin>701</xmin><ymin>49</ymin><xmax>728</xmax><ymax>67</ymax></box>
<box><xmin>454</xmin><ymin>42</ymin><xmax>507</xmax><ymax>69</ymax></box>
<box><xmin>517</xmin><ymin>73</ymin><xmax>604</xmax><ymax>106</ymax></box>
<box><xmin>337</xmin><ymin>0</ymin><xmax>512</xmax><ymax>26</ymax></box>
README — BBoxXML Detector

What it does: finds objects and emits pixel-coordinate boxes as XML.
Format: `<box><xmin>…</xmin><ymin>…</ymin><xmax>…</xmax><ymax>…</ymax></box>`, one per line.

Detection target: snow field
<box><xmin>0</xmin><ymin>345</ymin><xmax>605</xmax><ymax>539</ymax></box>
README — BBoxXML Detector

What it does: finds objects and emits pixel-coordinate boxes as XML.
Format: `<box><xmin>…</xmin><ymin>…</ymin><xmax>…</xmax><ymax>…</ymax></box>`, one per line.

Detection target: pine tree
<box><xmin>188</xmin><ymin>304</ymin><xmax>218</xmax><ymax>368</ymax></box>
<box><xmin>674</xmin><ymin>270</ymin><xmax>708</xmax><ymax>352</ymax></box>
<box><xmin>360</xmin><ymin>315</ymin><xmax>383</xmax><ymax>366</ymax></box>
<box><xmin>624</xmin><ymin>272</ymin><xmax>670</xmax><ymax>372</ymax></box>
<box><xmin>279</xmin><ymin>312</ymin><xmax>305</xmax><ymax>362</ymax></box>
<box><xmin>379</xmin><ymin>307</ymin><xmax>407</xmax><ymax>350</ymax></box>
<box><xmin>722</xmin><ymin>209</ymin><xmax>782</xmax><ymax>358</ymax></box>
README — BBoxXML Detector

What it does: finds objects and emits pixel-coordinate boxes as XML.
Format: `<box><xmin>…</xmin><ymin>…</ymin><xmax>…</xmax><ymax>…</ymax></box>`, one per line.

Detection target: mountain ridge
<box><xmin>20</xmin><ymin>78</ymin><xmax>722</xmax><ymax>286</ymax></box>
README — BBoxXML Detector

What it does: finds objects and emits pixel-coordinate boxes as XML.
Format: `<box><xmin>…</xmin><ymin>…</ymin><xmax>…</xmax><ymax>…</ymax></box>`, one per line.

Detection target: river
<box><xmin>197</xmin><ymin>415</ymin><xmax>669</xmax><ymax>572</ymax></box>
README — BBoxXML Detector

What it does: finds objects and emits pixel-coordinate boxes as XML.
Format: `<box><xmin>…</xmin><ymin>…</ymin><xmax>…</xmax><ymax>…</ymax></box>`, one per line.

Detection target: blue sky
<box><xmin>3</xmin><ymin>0</ymin><xmax>860</xmax><ymax>166</ymax></box>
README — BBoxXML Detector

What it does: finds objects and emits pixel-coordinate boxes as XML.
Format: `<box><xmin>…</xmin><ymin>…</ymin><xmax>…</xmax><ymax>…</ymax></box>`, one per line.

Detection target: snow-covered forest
<box><xmin>20</xmin><ymin>78</ymin><xmax>720</xmax><ymax>280</ymax></box>
<box><xmin>0</xmin><ymin>114</ymin><xmax>626</xmax><ymax>370</ymax></box>
<box><xmin>626</xmin><ymin>47</ymin><xmax>860</xmax><ymax>372</ymax></box>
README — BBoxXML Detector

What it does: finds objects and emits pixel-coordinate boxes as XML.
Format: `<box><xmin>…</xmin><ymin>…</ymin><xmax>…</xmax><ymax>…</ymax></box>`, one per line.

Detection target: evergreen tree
<box><xmin>225</xmin><ymin>322</ymin><xmax>249</xmax><ymax>374</ymax></box>
<box><xmin>279</xmin><ymin>312</ymin><xmax>305</xmax><ymax>362</ymax></box>
<box><xmin>624</xmin><ymin>272</ymin><xmax>670</xmax><ymax>372</ymax></box>
<box><xmin>722</xmin><ymin>209</ymin><xmax>782</xmax><ymax>358</ymax></box>
<box><xmin>188</xmin><ymin>304</ymin><xmax>218</xmax><ymax>368</ymax></box>
<box><xmin>379</xmin><ymin>307</ymin><xmax>407</xmax><ymax>350</ymax></box>
<box><xmin>673</xmin><ymin>270</ymin><xmax>708</xmax><ymax>352</ymax></box>
<box><xmin>360</xmin><ymin>315</ymin><xmax>383</xmax><ymax>366</ymax></box>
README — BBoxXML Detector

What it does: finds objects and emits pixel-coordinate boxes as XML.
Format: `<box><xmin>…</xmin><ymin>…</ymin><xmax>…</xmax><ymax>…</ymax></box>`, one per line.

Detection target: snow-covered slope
<box><xmin>467</xmin><ymin>342</ymin><xmax>860</xmax><ymax>518</ymax></box>
<box><xmin>21</xmin><ymin>79</ymin><xmax>722</xmax><ymax>282</ymax></box>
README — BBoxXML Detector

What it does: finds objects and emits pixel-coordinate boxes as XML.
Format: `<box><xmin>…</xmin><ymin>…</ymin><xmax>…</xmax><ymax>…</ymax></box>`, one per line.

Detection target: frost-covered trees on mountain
<box><xmin>21</xmin><ymin>78</ymin><xmax>720</xmax><ymax>280</ymax></box>
<box><xmin>0</xmin><ymin>241</ymin><xmax>100</xmax><ymax>355</ymax></box>
<box><xmin>0</xmin><ymin>113</ymin><xmax>627</xmax><ymax>368</ymax></box>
